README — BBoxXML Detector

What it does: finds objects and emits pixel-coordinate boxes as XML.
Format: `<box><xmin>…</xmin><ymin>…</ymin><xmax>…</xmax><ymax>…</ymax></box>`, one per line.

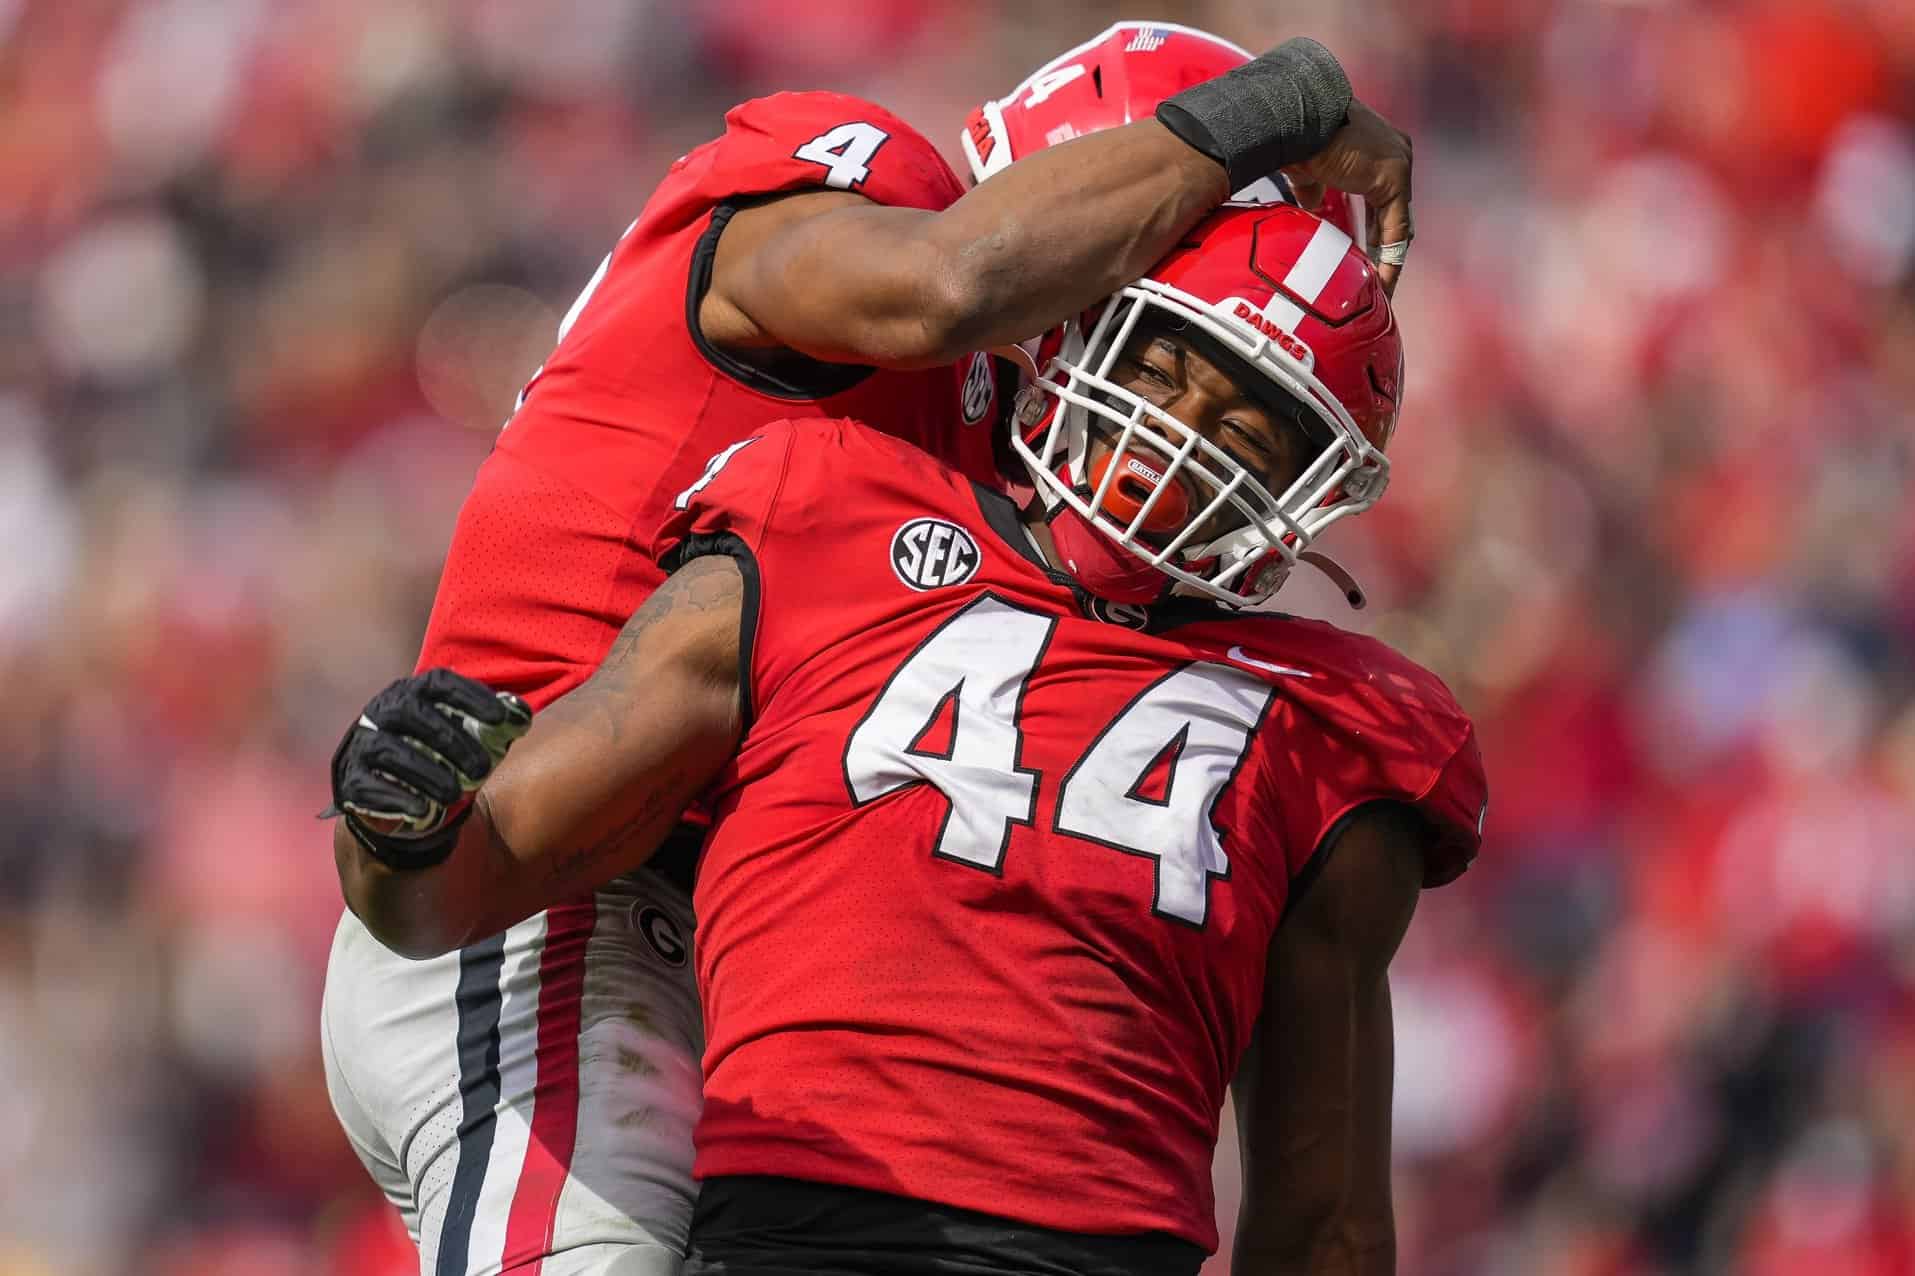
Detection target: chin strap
<box><xmin>1298</xmin><ymin>549</ymin><xmax>1366</xmax><ymax>609</ymax></box>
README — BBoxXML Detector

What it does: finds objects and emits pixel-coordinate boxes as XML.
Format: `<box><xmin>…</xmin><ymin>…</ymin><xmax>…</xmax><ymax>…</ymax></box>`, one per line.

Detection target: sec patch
<box><xmin>891</xmin><ymin>518</ymin><xmax>981</xmax><ymax>591</ymax></box>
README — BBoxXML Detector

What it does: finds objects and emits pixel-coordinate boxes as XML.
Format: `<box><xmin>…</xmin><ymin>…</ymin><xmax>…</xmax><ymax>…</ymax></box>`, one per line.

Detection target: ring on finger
<box><xmin>1377</xmin><ymin>239</ymin><xmax>1411</xmax><ymax>268</ymax></box>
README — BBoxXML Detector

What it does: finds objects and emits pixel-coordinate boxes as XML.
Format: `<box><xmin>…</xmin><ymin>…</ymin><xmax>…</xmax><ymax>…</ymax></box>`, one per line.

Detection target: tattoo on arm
<box><xmin>537</xmin><ymin>762</ymin><xmax>699</xmax><ymax>886</ymax></box>
<box><xmin>567</xmin><ymin>553</ymin><xmax>745</xmax><ymax>745</ymax></box>
<box><xmin>605</xmin><ymin>553</ymin><xmax>743</xmax><ymax>670</ymax></box>
<box><xmin>471</xmin><ymin>552</ymin><xmax>746</xmax><ymax>912</ymax></box>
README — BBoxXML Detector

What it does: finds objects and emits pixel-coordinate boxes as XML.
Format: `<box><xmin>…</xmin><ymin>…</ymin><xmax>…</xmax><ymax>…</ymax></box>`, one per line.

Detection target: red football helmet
<box><xmin>1017</xmin><ymin>204</ymin><xmax>1402</xmax><ymax>608</ymax></box>
<box><xmin>961</xmin><ymin>21</ymin><xmax>1367</xmax><ymax>247</ymax></box>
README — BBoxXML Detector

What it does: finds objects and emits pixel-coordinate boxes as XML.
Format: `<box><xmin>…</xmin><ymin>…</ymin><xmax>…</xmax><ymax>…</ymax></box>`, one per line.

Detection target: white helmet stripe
<box><xmin>1281</xmin><ymin>219</ymin><xmax>1354</xmax><ymax>305</ymax></box>
<box><xmin>1259</xmin><ymin>294</ymin><xmax>1306</xmax><ymax>333</ymax></box>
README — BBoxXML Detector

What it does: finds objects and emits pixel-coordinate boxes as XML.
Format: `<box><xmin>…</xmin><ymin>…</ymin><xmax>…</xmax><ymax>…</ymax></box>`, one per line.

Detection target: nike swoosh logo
<box><xmin>1227</xmin><ymin>646</ymin><xmax>1315</xmax><ymax>679</ymax></box>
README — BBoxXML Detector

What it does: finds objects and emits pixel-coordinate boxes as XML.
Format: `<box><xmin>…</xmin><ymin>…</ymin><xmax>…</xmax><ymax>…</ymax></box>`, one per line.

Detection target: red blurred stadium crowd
<box><xmin>0</xmin><ymin>0</ymin><xmax>1912</xmax><ymax>1272</ymax></box>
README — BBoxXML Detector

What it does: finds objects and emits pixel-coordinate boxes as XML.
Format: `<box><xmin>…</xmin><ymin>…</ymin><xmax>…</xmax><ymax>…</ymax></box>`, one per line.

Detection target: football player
<box><xmin>327</xmin><ymin>205</ymin><xmax>1486</xmax><ymax>1276</ymax></box>
<box><xmin>319</xmin><ymin>25</ymin><xmax>1417</xmax><ymax>1276</ymax></box>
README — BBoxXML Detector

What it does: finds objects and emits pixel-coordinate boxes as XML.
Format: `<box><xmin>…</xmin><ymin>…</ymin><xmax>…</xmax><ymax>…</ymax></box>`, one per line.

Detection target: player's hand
<box><xmin>325</xmin><ymin>669</ymin><xmax>532</xmax><ymax>870</ymax></box>
<box><xmin>1281</xmin><ymin>98</ymin><xmax>1414</xmax><ymax>295</ymax></box>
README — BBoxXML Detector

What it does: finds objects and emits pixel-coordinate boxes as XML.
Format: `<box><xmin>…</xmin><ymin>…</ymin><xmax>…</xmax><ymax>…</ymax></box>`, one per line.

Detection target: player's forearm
<box><xmin>744</xmin><ymin>121</ymin><xmax>1227</xmax><ymax>370</ymax></box>
<box><xmin>464</xmin><ymin>554</ymin><xmax>745</xmax><ymax>920</ymax></box>
<box><xmin>334</xmin><ymin>781</ymin><xmax>692</xmax><ymax>960</ymax></box>
<box><xmin>1230</xmin><ymin>1081</ymin><xmax>1399</xmax><ymax>1276</ymax></box>
<box><xmin>335</xmin><ymin>814</ymin><xmax>504</xmax><ymax>959</ymax></box>
<box><xmin>332</xmin><ymin>556</ymin><xmax>746</xmax><ymax>959</ymax></box>
<box><xmin>467</xmin><ymin>701</ymin><xmax>731</xmax><ymax>924</ymax></box>
<box><xmin>918</xmin><ymin>120</ymin><xmax>1231</xmax><ymax>359</ymax></box>
<box><xmin>335</xmin><ymin>710</ymin><xmax>726</xmax><ymax>959</ymax></box>
<box><xmin>925</xmin><ymin>35</ymin><xmax>1367</xmax><ymax>356</ymax></box>
<box><xmin>1231</xmin><ymin>1089</ymin><xmax>1398</xmax><ymax>1276</ymax></box>
<box><xmin>339</xmin><ymin>703</ymin><xmax>734</xmax><ymax>960</ymax></box>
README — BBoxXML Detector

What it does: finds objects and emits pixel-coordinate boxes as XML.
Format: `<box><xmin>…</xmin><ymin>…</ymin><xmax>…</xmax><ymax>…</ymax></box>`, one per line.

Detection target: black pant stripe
<box><xmin>435</xmin><ymin>933</ymin><xmax>509</xmax><ymax>1276</ymax></box>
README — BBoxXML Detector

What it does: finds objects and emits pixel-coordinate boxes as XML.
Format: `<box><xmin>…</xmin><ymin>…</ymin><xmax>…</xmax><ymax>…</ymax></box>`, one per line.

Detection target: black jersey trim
<box><xmin>970</xmin><ymin>483</ymin><xmax>1054</xmax><ymax>575</ymax></box>
<box><xmin>686</xmin><ymin>201</ymin><xmax>878</xmax><ymax>402</ymax></box>
<box><xmin>1281</xmin><ymin>797</ymin><xmax>1426</xmax><ymax>926</ymax></box>
<box><xmin>662</xmin><ymin>531</ymin><xmax>763</xmax><ymax>733</ymax></box>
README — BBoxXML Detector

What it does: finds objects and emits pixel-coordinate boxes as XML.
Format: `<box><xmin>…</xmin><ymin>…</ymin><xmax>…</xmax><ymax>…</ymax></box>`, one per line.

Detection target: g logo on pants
<box><xmin>634</xmin><ymin>905</ymin><xmax>688</xmax><ymax>968</ymax></box>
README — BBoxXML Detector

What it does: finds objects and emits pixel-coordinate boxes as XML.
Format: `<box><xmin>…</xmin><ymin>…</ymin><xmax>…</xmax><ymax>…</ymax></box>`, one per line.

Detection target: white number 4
<box><xmin>674</xmin><ymin>437</ymin><xmax>758</xmax><ymax>511</ymax></box>
<box><xmin>1056</xmin><ymin>666</ymin><xmax>1275</xmax><ymax>925</ymax></box>
<box><xmin>1020</xmin><ymin>63</ymin><xmax>1087</xmax><ymax>109</ymax></box>
<box><xmin>845</xmin><ymin>595</ymin><xmax>1277</xmax><ymax>927</ymax></box>
<box><xmin>794</xmin><ymin>122</ymin><xmax>890</xmax><ymax>190</ymax></box>
<box><xmin>845</xmin><ymin>597</ymin><xmax>1052</xmax><ymax>872</ymax></box>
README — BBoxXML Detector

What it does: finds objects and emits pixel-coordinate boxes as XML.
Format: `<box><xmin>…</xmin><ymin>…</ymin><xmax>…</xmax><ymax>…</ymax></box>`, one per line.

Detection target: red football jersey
<box><xmin>658</xmin><ymin>419</ymin><xmax>1487</xmax><ymax>1250</ymax></box>
<box><xmin>415</xmin><ymin>92</ymin><xmax>1002</xmax><ymax>705</ymax></box>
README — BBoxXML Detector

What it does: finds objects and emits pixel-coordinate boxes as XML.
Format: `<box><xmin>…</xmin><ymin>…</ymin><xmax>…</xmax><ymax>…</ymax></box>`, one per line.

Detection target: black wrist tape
<box><xmin>1156</xmin><ymin>37</ymin><xmax>1353</xmax><ymax>192</ymax></box>
<box><xmin>344</xmin><ymin>804</ymin><xmax>469</xmax><ymax>872</ymax></box>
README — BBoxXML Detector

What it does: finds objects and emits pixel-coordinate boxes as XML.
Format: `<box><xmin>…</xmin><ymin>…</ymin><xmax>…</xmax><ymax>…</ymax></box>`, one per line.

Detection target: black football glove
<box><xmin>324</xmin><ymin>668</ymin><xmax>533</xmax><ymax>871</ymax></box>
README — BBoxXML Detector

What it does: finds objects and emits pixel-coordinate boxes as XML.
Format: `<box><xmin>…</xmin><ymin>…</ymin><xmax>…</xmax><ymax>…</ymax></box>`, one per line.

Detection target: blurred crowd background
<box><xmin>1</xmin><ymin>0</ymin><xmax>1912</xmax><ymax>1272</ymax></box>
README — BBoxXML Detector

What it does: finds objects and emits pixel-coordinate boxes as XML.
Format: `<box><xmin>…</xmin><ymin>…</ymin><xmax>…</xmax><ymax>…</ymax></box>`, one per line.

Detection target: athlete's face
<box><xmin>1085</xmin><ymin>326</ymin><xmax>1313</xmax><ymax>543</ymax></box>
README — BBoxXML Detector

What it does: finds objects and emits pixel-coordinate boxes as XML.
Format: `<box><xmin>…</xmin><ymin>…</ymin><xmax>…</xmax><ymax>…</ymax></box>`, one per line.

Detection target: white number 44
<box><xmin>844</xmin><ymin>595</ymin><xmax>1277</xmax><ymax>927</ymax></box>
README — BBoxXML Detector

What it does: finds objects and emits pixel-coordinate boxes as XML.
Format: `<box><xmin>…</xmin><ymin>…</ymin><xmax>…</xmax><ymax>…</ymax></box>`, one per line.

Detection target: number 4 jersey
<box><xmin>657</xmin><ymin>418</ymin><xmax>1488</xmax><ymax>1251</ymax></box>
<box><xmin>418</xmin><ymin>90</ymin><xmax>1001</xmax><ymax>708</ymax></box>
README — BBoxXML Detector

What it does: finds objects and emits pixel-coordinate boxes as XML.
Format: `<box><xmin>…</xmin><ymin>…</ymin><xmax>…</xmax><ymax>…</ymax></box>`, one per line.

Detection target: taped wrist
<box><xmin>343</xmin><ymin>804</ymin><xmax>469</xmax><ymax>872</ymax></box>
<box><xmin>1155</xmin><ymin>37</ymin><xmax>1353</xmax><ymax>191</ymax></box>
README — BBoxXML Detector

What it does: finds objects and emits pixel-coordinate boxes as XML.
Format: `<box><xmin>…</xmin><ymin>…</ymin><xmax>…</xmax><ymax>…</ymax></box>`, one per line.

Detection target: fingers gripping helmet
<box><xmin>1018</xmin><ymin>204</ymin><xmax>1403</xmax><ymax>609</ymax></box>
<box><xmin>961</xmin><ymin>20</ymin><xmax>1368</xmax><ymax>247</ymax></box>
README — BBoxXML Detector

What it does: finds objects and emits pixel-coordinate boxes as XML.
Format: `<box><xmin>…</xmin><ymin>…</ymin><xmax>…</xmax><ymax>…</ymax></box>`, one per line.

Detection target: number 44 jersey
<box><xmin>657</xmin><ymin>418</ymin><xmax>1488</xmax><ymax>1252</ymax></box>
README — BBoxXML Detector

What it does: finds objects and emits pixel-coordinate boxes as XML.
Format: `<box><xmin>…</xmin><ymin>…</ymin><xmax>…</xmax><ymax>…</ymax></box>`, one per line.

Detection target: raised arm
<box><xmin>329</xmin><ymin>555</ymin><xmax>746</xmax><ymax>959</ymax></box>
<box><xmin>1230</xmin><ymin>802</ymin><xmax>1429</xmax><ymax>1275</ymax></box>
<box><xmin>700</xmin><ymin>121</ymin><xmax>1226</xmax><ymax>369</ymax></box>
<box><xmin>702</xmin><ymin>40</ymin><xmax>1412</xmax><ymax>369</ymax></box>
